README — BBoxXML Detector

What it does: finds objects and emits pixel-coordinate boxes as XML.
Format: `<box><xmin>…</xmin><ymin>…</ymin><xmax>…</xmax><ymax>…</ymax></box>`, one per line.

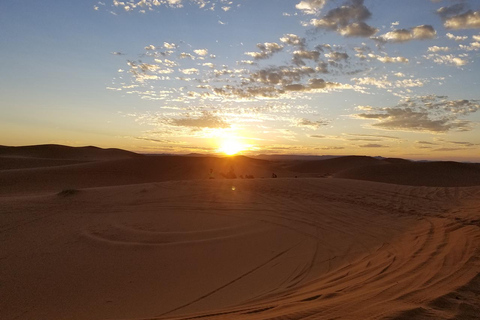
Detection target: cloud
<box><xmin>166</xmin><ymin>111</ymin><xmax>230</xmax><ymax>129</ymax></box>
<box><xmin>459</xmin><ymin>42</ymin><xmax>480</xmax><ymax>51</ymax></box>
<box><xmin>428</xmin><ymin>46</ymin><xmax>450</xmax><ymax>52</ymax></box>
<box><xmin>292</xmin><ymin>50</ymin><xmax>321</xmax><ymax>65</ymax></box>
<box><xmin>180</xmin><ymin>68</ymin><xmax>199</xmax><ymax>74</ymax></box>
<box><xmin>164</xmin><ymin>42</ymin><xmax>177</xmax><ymax>49</ymax></box>
<box><xmin>310</xmin><ymin>0</ymin><xmax>377</xmax><ymax>37</ymax></box>
<box><xmin>347</xmin><ymin>133</ymin><xmax>401</xmax><ymax>140</ymax></box>
<box><xmin>359</xmin><ymin>143</ymin><xmax>388</xmax><ymax>148</ymax></box>
<box><xmin>339</xmin><ymin>22</ymin><xmax>378</xmax><ymax>37</ymax></box>
<box><xmin>194</xmin><ymin>49</ymin><xmax>208</xmax><ymax>56</ymax></box>
<box><xmin>250</xmin><ymin>65</ymin><xmax>316</xmax><ymax>85</ymax></box>
<box><xmin>444</xmin><ymin>10</ymin><xmax>480</xmax><ymax>29</ymax></box>
<box><xmin>325</xmin><ymin>51</ymin><xmax>348</xmax><ymax>61</ymax></box>
<box><xmin>353</xmin><ymin>76</ymin><xmax>391</xmax><ymax>89</ymax></box>
<box><xmin>424</xmin><ymin>53</ymin><xmax>468</xmax><ymax>66</ymax></box>
<box><xmin>179</xmin><ymin>52</ymin><xmax>195</xmax><ymax>59</ymax></box>
<box><xmin>376</xmin><ymin>25</ymin><xmax>436</xmax><ymax>43</ymax></box>
<box><xmin>367</xmin><ymin>53</ymin><xmax>409</xmax><ymax>63</ymax></box>
<box><xmin>245</xmin><ymin>42</ymin><xmax>283</xmax><ymax>60</ymax></box>
<box><xmin>296</xmin><ymin>0</ymin><xmax>327</xmax><ymax>15</ymax></box>
<box><xmin>108</xmin><ymin>0</ymin><xmax>239</xmax><ymax>13</ymax></box>
<box><xmin>280</xmin><ymin>34</ymin><xmax>306</xmax><ymax>48</ymax></box>
<box><xmin>436</xmin><ymin>3</ymin><xmax>467</xmax><ymax>18</ymax></box>
<box><xmin>355</xmin><ymin>96</ymin><xmax>480</xmax><ymax>133</ymax></box>
<box><xmin>295</xmin><ymin>118</ymin><xmax>329</xmax><ymax>129</ymax></box>
<box><xmin>446</xmin><ymin>33</ymin><xmax>468</xmax><ymax>41</ymax></box>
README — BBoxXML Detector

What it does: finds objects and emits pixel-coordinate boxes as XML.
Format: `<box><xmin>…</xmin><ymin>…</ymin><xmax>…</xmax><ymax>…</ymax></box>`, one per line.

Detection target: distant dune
<box><xmin>1</xmin><ymin>146</ymin><xmax>480</xmax><ymax>195</ymax></box>
<box><xmin>335</xmin><ymin>161</ymin><xmax>480</xmax><ymax>187</ymax></box>
<box><xmin>288</xmin><ymin>155</ymin><xmax>480</xmax><ymax>187</ymax></box>
<box><xmin>0</xmin><ymin>144</ymin><xmax>142</xmax><ymax>161</ymax></box>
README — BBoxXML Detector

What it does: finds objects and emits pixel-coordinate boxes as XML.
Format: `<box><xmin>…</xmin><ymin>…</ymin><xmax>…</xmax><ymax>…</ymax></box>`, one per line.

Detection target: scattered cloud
<box><xmin>296</xmin><ymin>0</ymin><xmax>327</xmax><ymax>15</ymax></box>
<box><xmin>355</xmin><ymin>96</ymin><xmax>480</xmax><ymax>133</ymax></box>
<box><xmin>295</xmin><ymin>118</ymin><xmax>329</xmax><ymax>129</ymax></box>
<box><xmin>424</xmin><ymin>53</ymin><xmax>469</xmax><ymax>66</ymax></box>
<box><xmin>376</xmin><ymin>25</ymin><xmax>436</xmax><ymax>43</ymax></box>
<box><xmin>446</xmin><ymin>33</ymin><xmax>468</xmax><ymax>41</ymax></box>
<box><xmin>245</xmin><ymin>42</ymin><xmax>283</xmax><ymax>60</ymax></box>
<box><xmin>368</xmin><ymin>53</ymin><xmax>409</xmax><ymax>63</ymax></box>
<box><xmin>166</xmin><ymin>111</ymin><xmax>230</xmax><ymax>129</ymax></box>
<box><xmin>359</xmin><ymin>143</ymin><xmax>389</xmax><ymax>148</ymax></box>
<box><xmin>194</xmin><ymin>49</ymin><xmax>208</xmax><ymax>56</ymax></box>
<box><xmin>444</xmin><ymin>10</ymin><xmax>480</xmax><ymax>29</ymax></box>
<box><xmin>280</xmin><ymin>34</ymin><xmax>306</xmax><ymax>48</ymax></box>
<box><xmin>310</xmin><ymin>0</ymin><xmax>377</xmax><ymax>38</ymax></box>
<box><xmin>436</xmin><ymin>3</ymin><xmax>467</xmax><ymax>19</ymax></box>
<box><xmin>428</xmin><ymin>46</ymin><xmax>449</xmax><ymax>52</ymax></box>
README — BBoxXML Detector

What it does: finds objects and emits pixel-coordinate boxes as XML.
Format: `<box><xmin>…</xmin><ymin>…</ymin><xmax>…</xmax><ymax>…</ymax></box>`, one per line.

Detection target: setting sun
<box><xmin>217</xmin><ymin>139</ymin><xmax>246</xmax><ymax>156</ymax></box>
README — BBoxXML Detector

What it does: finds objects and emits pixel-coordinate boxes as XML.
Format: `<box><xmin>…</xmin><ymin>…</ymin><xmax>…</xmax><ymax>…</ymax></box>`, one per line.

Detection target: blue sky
<box><xmin>1</xmin><ymin>0</ymin><xmax>480</xmax><ymax>160</ymax></box>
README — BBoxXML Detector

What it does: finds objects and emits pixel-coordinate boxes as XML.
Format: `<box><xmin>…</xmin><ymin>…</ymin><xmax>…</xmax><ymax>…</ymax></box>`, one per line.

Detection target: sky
<box><xmin>1</xmin><ymin>0</ymin><xmax>480</xmax><ymax>161</ymax></box>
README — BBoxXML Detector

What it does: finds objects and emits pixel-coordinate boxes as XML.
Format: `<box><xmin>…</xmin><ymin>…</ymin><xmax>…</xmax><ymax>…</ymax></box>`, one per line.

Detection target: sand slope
<box><xmin>288</xmin><ymin>156</ymin><xmax>480</xmax><ymax>187</ymax></box>
<box><xmin>1</xmin><ymin>178</ymin><xmax>479</xmax><ymax>320</ymax></box>
<box><xmin>0</xmin><ymin>155</ymin><xmax>291</xmax><ymax>195</ymax></box>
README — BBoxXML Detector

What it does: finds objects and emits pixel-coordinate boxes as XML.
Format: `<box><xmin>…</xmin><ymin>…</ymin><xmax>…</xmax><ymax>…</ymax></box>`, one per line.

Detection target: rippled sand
<box><xmin>2</xmin><ymin>178</ymin><xmax>479</xmax><ymax>319</ymax></box>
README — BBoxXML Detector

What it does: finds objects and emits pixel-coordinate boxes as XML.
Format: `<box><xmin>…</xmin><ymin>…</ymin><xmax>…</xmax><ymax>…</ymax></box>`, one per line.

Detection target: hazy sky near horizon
<box><xmin>1</xmin><ymin>0</ymin><xmax>480</xmax><ymax>160</ymax></box>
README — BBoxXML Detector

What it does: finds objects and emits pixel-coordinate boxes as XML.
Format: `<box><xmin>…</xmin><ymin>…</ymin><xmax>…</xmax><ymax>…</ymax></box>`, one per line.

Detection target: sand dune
<box><xmin>0</xmin><ymin>144</ymin><xmax>142</xmax><ymax>161</ymax></box>
<box><xmin>335</xmin><ymin>161</ymin><xmax>480</xmax><ymax>187</ymax></box>
<box><xmin>1</xmin><ymin>178</ymin><xmax>479</xmax><ymax>320</ymax></box>
<box><xmin>0</xmin><ymin>155</ymin><xmax>290</xmax><ymax>195</ymax></box>
<box><xmin>288</xmin><ymin>156</ymin><xmax>480</xmax><ymax>187</ymax></box>
<box><xmin>1</xmin><ymin>146</ymin><xmax>480</xmax><ymax>319</ymax></box>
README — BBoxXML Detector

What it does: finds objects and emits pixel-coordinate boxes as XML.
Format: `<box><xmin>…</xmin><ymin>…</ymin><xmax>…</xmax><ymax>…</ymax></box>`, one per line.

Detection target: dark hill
<box><xmin>0</xmin><ymin>144</ymin><xmax>142</xmax><ymax>160</ymax></box>
<box><xmin>288</xmin><ymin>155</ymin><xmax>386</xmax><ymax>176</ymax></box>
<box><xmin>335</xmin><ymin>161</ymin><xmax>480</xmax><ymax>187</ymax></box>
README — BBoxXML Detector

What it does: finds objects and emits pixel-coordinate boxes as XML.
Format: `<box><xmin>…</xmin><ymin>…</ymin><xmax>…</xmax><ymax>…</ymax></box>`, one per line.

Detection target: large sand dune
<box><xmin>1</xmin><ymin>146</ymin><xmax>479</xmax><ymax>319</ymax></box>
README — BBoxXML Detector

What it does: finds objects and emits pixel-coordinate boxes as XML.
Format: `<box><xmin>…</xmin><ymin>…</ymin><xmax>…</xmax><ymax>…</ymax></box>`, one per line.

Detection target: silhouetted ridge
<box><xmin>0</xmin><ymin>144</ymin><xmax>142</xmax><ymax>160</ymax></box>
<box><xmin>288</xmin><ymin>156</ymin><xmax>384</xmax><ymax>174</ymax></box>
<box><xmin>336</xmin><ymin>161</ymin><xmax>480</xmax><ymax>187</ymax></box>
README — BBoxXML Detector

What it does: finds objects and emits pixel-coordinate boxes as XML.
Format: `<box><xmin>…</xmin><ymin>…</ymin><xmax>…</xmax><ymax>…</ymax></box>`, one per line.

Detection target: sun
<box><xmin>218</xmin><ymin>139</ymin><xmax>246</xmax><ymax>156</ymax></box>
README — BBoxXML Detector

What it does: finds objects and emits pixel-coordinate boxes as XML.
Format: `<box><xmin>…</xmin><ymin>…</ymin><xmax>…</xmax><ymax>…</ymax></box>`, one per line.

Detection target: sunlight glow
<box><xmin>217</xmin><ymin>139</ymin><xmax>246</xmax><ymax>156</ymax></box>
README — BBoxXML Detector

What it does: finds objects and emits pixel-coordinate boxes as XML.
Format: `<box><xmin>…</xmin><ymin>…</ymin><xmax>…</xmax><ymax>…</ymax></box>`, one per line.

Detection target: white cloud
<box><xmin>280</xmin><ymin>34</ymin><xmax>306</xmax><ymax>48</ymax></box>
<box><xmin>180</xmin><ymin>68</ymin><xmax>199</xmax><ymax>75</ymax></box>
<box><xmin>446</xmin><ymin>33</ymin><xmax>468</xmax><ymax>41</ymax></box>
<box><xmin>245</xmin><ymin>42</ymin><xmax>283</xmax><ymax>60</ymax></box>
<box><xmin>376</xmin><ymin>25</ymin><xmax>436</xmax><ymax>43</ymax></box>
<box><xmin>428</xmin><ymin>46</ymin><xmax>450</xmax><ymax>52</ymax></box>
<box><xmin>295</xmin><ymin>0</ymin><xmax>327</xmax><ymax>15</ymax></box>
<box><xmin>424</xmin><ymin>53</ymin><xmax>468</xmax><ymax>67</ymax></box>
<box><xmin>194</xmin><ymin>49</ymin><xmax>208</xmax><ymax>56</ymax></box>
<box><xmin>368</xmin><ymin>53</ymin><xmax>409</xmax><ymax>64</ymax></box>
<box><xmin>459</xmin><ymin>42</ymin><xmax>480</xmax><ymax>51</ymax></box>
<box><xmin>444</xmin><ymin>10</ymin><xmax>480</xmax><ymax>29</ymax></box>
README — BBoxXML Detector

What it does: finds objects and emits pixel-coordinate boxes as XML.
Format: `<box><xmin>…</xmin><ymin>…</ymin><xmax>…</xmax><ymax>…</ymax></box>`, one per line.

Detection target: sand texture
<box><xmin>1</xmin><ymin>146</ymin><xmax>479</xmax><ymax>319</ymax></box>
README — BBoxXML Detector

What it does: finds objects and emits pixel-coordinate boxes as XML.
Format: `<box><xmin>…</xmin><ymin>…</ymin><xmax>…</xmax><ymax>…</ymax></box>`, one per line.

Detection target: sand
<box><xmin>1</xmin><ymin>146</ymin><xmax>479</xmax><ymax>320</ymax></box>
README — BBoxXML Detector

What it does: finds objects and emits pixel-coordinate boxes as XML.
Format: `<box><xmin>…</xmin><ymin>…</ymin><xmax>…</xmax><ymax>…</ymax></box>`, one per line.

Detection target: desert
<box><xmin>1</xmin><ymin>145</ymin><xmax>479</xmax><ymax>320</ymax></box>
